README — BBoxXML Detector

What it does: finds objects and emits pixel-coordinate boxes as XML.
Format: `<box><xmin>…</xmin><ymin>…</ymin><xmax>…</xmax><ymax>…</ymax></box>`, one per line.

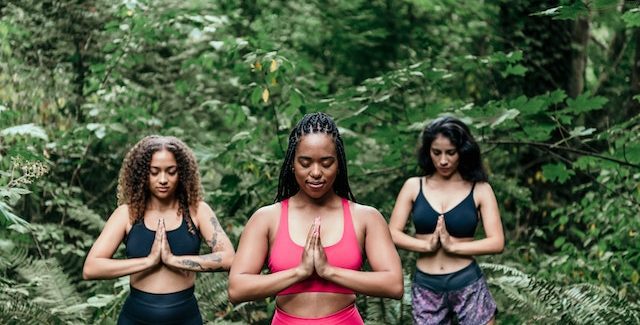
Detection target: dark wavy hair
<box><xmin>275</xmin><ymin>112</ymin><xmax>356</xmax><ymax>202</ymax></box>
<box><xmin>417</xmin><ymin>116</ymin><xmax>488</xmax><ymax>182</ymax></box>
<box><xmin>117</xmin><ymin>135</ymin><xmax>203</xmax><ymax>233</ymax></box>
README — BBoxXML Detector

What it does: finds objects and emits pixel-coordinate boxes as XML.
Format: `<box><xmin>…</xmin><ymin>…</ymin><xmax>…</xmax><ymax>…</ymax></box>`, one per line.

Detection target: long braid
<box><xmin>275</xmin><ymin>112</ymin><xmax>356</xmax><ymax>202</ymax></box>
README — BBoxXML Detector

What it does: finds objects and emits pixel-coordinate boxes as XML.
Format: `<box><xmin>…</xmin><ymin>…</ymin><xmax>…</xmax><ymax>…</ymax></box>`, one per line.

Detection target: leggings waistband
<box><xmin>272</xmin><ymin>304</ymin><xmax>363</xmax><ymax>325</ymax></box>
<box><xmin>414</xmin><ymin>261</ymin><xmax>483</xmax><ymax>293</ymax></box>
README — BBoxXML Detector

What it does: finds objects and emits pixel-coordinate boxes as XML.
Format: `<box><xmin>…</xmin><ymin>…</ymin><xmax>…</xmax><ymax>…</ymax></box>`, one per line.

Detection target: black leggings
<box><xmin>117</xmin><ymin>286</ymin><xmax>202</xmax><ymax>325</ymax></box>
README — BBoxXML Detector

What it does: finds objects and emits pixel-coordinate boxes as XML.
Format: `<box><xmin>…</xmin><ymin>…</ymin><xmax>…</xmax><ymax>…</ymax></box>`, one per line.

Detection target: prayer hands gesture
<box><xmin>296</xmin><ymin>217</ymin><xmax>331</xmax><ymax>280</ymax></box>
<box><xmin>422</xmin><ymin>216</ymin><xmax>454</xmax><ymax>253</ymax></box>
<box><xmin>146</xmin><ymin>218</ymin><xmax>177</xmax><ymax>268</ymax></box>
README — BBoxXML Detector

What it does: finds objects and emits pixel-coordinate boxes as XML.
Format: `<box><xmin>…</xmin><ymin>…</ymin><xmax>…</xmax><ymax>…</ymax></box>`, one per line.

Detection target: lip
<box><xmin>306</xmin><ymin>181</ymin><xmax>325</xmax><ymax>189</ymax></box>
<box><xmin>157</xmin><ymin>187</ymin><xmax>170</xmax><ymax>192</ymax></box>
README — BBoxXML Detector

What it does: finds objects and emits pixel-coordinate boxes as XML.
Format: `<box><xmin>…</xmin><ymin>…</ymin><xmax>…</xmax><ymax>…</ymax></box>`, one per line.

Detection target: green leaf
<box><xmin>250</xmin><ymin>86</ymin><xmax>263</xmax><ymax>106</ymax></box>
<box><xmin>622</xmin><ymin>8</ymin><xmax>640</xmax><ymax>28</ymax></box>
<box><xmin>568</xmin><ymin>126</ymin><xmax>596</xmax><ymax>137</ymax></box>
<box><xmin>542</xmin><ymin>163</ymin><xmax>575</xmax><ymax>184</ymax></box>
<box><xmin>501</xmin><ymin>64</ymin><xmax>527</xmax><ymax>77</ymax></box>
<box><xmin>565</xmin><ymin>92</ymin><xmax>608</xmax><ymax>114</ymax></box>
<box><xmin>532</xmin><ymin>3</ymin><xmax>589</xmax><ymax>20</ymax></box>
<box><xmin>554</xmin><ymin>236</ymin><xmax>566</xmax><ymax>248</ymax></box>
<box><xmin>522</xmin><ymin>122</ymin><xmax>555</xmax><ymax>141</ymax></box>
<box><xmin>491</xmin><ymin>109</ymin><xmax>519</xmax><ymax>128</ymax></box>
<box><xmin>0</xmin><ymin>123</ymin><xmax>48</xmax><ymax>140</ymax></box>
<box><xmin>512</xmin><ymin>96</ymin><xmax>547</xmax><ymax>115</ymax></box>
<box><xmin>621</xmin><ymin>142</ymin><xmax>640</xmax><ymax>164</ymax></box>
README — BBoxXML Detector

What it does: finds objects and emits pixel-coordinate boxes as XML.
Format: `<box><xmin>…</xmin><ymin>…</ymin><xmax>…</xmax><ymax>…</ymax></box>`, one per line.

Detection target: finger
<box><xmin>316</xmin><ymin>223</ymin><xmax>322</xmax><ymax>247</ymax></box>
<box><xmin>304</xmin><ymin>222</ymin><xmax>315</xmax><ymax>250</ymax></box>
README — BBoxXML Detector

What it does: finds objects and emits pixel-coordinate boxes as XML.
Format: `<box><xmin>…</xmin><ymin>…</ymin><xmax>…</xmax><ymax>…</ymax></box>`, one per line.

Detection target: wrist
<box><xmin>317</xmin><ymin>264</ymin><xmax>335</xmax><ymax>279</ymax></box>
<box><xmin>294</xmin><ymin>265</ymin><xmax>311</xmax><ymax>280</ymax></box>
<box><xmin>444</xmin><ymin>242</ymin><xmax>457</xmax><ymax>254</ymax></box>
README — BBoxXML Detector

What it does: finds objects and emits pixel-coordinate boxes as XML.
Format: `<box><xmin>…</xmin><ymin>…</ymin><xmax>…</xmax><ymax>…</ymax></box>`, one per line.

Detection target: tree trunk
<box><xmin>569</xmin><ymin>17</ymin><xmax>589</xmax><ymax>98</ymax></box>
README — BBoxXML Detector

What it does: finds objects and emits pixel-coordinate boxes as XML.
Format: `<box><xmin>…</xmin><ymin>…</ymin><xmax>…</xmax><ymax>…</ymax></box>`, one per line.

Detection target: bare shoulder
<box><xmin>474</xmin><ymin>182</ymin><xmax>495</xmax><ymax>196</ymax></box>
<box><xmin>398</xmin><ymin>176</ymin><xmax>422</xmax><ymax>199</ymax></box>
<box><xmin>245</xmin><ymin>202</ymin><xmax>281</xmax><ymax>229</ymax></box>
<box><xmin>350</xmin><ymin>202</ymin><xmax>385</xmax><ymax>225</ymax></box>
<box><xmin>110</xmin><ymin>204</ymin><xmax>130</xmax><ymax>223</ymax></box>
<box><xmin>105</xmin><ymin>204</ymin><xmax>131</xmax><ymax>233</ymax></box>
<box><xmin>196</xmin><ymin>201</ymin><xmax>216</xmax><ymax>218</ymax></box>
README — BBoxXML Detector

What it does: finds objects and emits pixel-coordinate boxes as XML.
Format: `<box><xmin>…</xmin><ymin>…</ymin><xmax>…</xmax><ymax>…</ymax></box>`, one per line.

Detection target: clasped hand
<box><xmin>424</xmin><ymin>216</ymin><xmax>454</xmax><ymax>253</ymax></box>
<box><xmin>147</xmin><ymin>218</ymin><xmax>177</xmax><ymax>268</ymax></box>
<box><xmin>297</xmin><ymin>217</ymin><xmax>331</xmax><ymax>279</ymax></box>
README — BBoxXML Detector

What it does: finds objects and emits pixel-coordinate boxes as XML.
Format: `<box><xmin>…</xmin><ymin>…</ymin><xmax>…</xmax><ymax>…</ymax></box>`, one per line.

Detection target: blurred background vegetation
<box><xmin>1</xmin><ymin>0</ymin><xmax>639</xmax><ymax>324</ymax></box>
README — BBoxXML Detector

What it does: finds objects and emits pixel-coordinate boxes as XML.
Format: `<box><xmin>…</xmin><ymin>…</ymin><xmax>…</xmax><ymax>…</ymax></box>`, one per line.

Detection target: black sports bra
<box><xmin>411</xmin><ymin>178</ymin><xmax>479</xmax><ymax>238</ymax></box>
<box><xmin>125</xmin><ymin>217</ymin><xmax>200</xmax><ymax>258</ymax></box>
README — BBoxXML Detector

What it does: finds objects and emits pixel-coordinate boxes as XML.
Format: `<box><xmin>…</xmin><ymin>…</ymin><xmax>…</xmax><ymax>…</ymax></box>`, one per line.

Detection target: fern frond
<box><xmin>15</xmin><ymin>258</ymin><xmax>88</xmax><ymax>323</ymax></box>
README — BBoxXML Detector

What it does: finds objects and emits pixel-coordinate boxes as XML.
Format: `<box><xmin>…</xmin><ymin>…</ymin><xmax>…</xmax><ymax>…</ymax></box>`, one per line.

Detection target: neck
<box><xmin>431</xmin><ymin>171</ymin><xmax>463</xmax><ymax>182</ymax></box>
<box><xmin>147</xmin><ymin>196</ymin><xmax>179</xmax><ymax>211</ymax></box>
<box><xmin>291</xmin><ymin>191</ymin><xmax>341</xmax><ymax>207</ymax></box>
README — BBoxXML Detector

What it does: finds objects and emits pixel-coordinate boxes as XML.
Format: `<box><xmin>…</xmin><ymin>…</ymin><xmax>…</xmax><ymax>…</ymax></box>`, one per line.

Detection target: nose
<box><xmin>310</xmin><ymin>164</ymin><xmax>322</xmax><ymax>178</ymax></box>
<box><xmin>159</xmin><ymin>173</ymin><xmax>168</xmax><ymax>184</ymax></box>
<box><xmin>439</xmin><ymin>155</ymin><xmax>448</xmax><ymax>166</ymax></box>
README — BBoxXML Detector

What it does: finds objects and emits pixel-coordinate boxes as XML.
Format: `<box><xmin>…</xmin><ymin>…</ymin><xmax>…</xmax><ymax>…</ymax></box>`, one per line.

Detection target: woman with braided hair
<box><xmin>229</xmin><ymin>112</ymin><xmax>403</xmax><ymax>324</ymax></box>
<box><xmin>83</xmin><ymin>135</ymin><xmax>235</xmax><ymax>324</ymax></box>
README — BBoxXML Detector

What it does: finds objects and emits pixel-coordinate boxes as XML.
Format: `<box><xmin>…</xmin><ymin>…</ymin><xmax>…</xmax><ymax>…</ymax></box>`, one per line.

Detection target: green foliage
<box><xmin>1</xmin><ymin>0</ymin><xmax>639</xmax><ymax>323</ymax></box>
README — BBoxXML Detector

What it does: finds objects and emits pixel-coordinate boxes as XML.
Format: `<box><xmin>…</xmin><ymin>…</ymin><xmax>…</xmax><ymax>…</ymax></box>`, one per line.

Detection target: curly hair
<box><xmin>417</xmin><ymin>116</ymin><xmax>488</xmax><ymax>182</ymax></box>
<box><xmin>275</xmin><ymin>112</ymin><xmax>356</xmax><ymax>202</ymax></box>
<box><xmin>117</xmin><ymin>135</ymin><xmax>203</xmax><ymax>233</ymax></box>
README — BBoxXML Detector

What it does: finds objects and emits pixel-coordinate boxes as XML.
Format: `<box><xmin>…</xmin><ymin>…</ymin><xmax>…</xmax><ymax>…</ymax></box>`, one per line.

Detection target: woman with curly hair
<box><xmin>388</xmin><ymin>116</ymin><xmax>504</xmax><ymax>324</ymax></box>
<box><xmin>228</xmin><ymin>112</ymin><xmax>403</xmax><ymax>324</ymax></box>
<box><xmin>83</xmin><ymin>135</ymin><xmax>234</xmax><ymax>324</ymax></box>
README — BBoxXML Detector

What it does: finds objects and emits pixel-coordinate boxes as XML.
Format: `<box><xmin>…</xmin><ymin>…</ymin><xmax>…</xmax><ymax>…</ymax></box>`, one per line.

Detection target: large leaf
<box><xmin>565</xmin><ymin>93</ymin><xmax>609</xmax><ymax>114</ymax></box>
<box><xmin>542</xmin><ymin>163</ymin><xmax>575</xmax><ymax>184</ymax></box>
<box><xmin>0</xmin><ymin>123</ymin><xmax>48</xmax><ymax>141</ymax></box>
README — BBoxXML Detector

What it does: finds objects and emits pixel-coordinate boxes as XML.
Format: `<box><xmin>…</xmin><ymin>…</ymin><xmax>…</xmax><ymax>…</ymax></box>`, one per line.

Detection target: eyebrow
<box><xmin>150</xmin><ymin>165</ymin><xmax>178</xmax><ymax>169</ymax></box>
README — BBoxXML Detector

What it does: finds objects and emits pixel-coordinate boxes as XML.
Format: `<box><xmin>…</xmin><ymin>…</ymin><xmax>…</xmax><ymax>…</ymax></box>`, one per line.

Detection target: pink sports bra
<box><xmin>268</xmin><ymin>198</ymin><xmax>363</xmax><ymax>296</ymax></box>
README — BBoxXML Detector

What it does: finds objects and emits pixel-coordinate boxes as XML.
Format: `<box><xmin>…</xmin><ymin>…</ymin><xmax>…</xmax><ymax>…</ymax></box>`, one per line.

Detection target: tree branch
<box><xmin>486</xmin><ymin>140</ymin><xmax>640</xmax><ymax>169</ymax></box>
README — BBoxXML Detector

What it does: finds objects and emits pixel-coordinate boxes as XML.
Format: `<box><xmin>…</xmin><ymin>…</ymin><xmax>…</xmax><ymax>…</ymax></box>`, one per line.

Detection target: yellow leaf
<box><xmin>127</xmin><ymin>10</ymin><xmax>133</xmax><ymax>16</ymax></box>
<box><xmin>632</xmin><ymin>271</ymin><xmax>639</xmax><ymax>285</ymax></box>
<box><xmin>262</xmin><ymin>88</ymin><xmax>269</xmax><ymax>103</ymax></box>
<box><xmin>271</xmin><ymin>77</ymin><xmax>277</xmax><ymax>85</ymax></box>
<box><xmin>255</xmin><ymin>61</ymin><xmax>262</xmax><ymax>71</ymax></box>
<box><xmin>270</xmin><ymin>59</ymin><xmax>278</xmax><ymax>72</ymax></box>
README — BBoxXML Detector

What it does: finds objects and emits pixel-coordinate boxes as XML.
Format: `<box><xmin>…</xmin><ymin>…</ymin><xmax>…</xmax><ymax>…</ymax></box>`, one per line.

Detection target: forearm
<box><xmin>390</xmin><ymin>230</ymin><xmax>431</xmax><ymax>253</ymax></box>
<box><xmin>447</xmin><ymin>237</ymin><xmax>504</xmax><ymax>256</ymax></box>
<box><xmin>83</xmin><ymin>257</ymin><xmax>152</xmax><ymax>280</ymax></box>
<box><xmin>167</xmin><ymin>251</ymin><xmax>233</xmax><ymax>272</ymax></box>
<box><xmin>228</xmin><ymin>268</ymin><xmax>305</xmax><ymax>303</ymax></box>
<box><xmin>321</xmin><ymin>266</ymin><xmax>403</xmax><ymax>299</ymax></box>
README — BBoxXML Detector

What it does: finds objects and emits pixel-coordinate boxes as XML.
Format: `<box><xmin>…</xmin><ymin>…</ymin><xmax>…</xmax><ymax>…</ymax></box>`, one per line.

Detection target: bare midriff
<box><xmin>276</xmin><ymin>292</ymin><xmax>356</xmax><ymax>317</ymax></box>
<box><xmin>130</xmin><ymin>266</ymin><xmax>195</xmax><ymax>293</ymax></box>
<box><xmin>415</xmin><ymin>234</ymin><xmax>474</xmax><ymax>274</ymax></box>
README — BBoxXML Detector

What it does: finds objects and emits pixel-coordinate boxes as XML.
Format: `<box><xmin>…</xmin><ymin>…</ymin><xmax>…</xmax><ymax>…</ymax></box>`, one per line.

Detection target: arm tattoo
<box><xmin>179</xmin><ymin>259</ymin><xmax>205</xmax><ymax>271</ymax></box>
<box><xmin>207</xmin><ymin>216</ymin><xmax>225</xmax><ymax>252</ymax></box>
<box><xmin>203</xmin><ymin>253</ymin><xmax>223</xmax><ymax>263</ymax></box>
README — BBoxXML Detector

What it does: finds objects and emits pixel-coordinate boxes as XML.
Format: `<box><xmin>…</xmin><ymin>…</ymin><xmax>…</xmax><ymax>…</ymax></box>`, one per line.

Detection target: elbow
<box><xmin>227</xmin><ymin>274</ymin><xmax>247</xmax><ymax>304</ymax></box>
<box><xmin>389</xmin><ymin>283</ymin><xmax>404</xmax><ymax>300</ymax></box>
<box><xmin>496</xmin><ymin>240</ymin><xmax>505</xmax><ymax>254</ymax></box>
<box><xmin>222</xmin><ymin>253</ymin><xmax>235</xmax><ymax>272</ymax></box>
<box><xmin>227</xmin><ymin>281</ymin><xmax>245</xmax><ymax>305</ymax></box>
<box><xmin>383</xmin><ymin>273</ymin><xmax>404</xmax><ymax>299</ymax></box>
<box><xmin>82</xmin><ymin>264</ymin><xmax>94</xmax><ymax>280</ymax></box>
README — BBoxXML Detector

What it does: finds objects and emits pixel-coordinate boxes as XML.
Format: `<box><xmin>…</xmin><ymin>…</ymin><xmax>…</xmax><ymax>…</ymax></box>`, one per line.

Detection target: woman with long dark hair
<box><xmin>229</xmin><ymin>112</ymin><xmax>402</xmax><ymax>324</ymax></box>
<box><xmin>83</xmin><ymin>135</ymin><xmax>235</xmax><ymax>324</ymax></box>
<box><xmin>389</xmin><ymin>116</ymin><xmax>504</xmax><ymax>324</ymax></box>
